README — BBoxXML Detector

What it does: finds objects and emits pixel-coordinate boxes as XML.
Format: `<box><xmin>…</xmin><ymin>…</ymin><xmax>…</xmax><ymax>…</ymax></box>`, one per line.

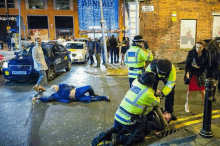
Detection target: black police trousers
<box><xmin>153</xmin><ymin>79</ymin><xmax>175</xmax><ymax>114</ymax></box>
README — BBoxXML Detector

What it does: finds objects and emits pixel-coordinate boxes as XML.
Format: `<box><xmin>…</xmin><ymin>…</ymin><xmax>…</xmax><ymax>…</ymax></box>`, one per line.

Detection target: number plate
<box><xmin>69</xmin><ymin>49</ymin><xmax>76</xmax><ymax>51</ymax></box>
<box><xmin>12</xmin><ymin>71</ymin><xmax>27</xmax><ymax>75</ymax></box>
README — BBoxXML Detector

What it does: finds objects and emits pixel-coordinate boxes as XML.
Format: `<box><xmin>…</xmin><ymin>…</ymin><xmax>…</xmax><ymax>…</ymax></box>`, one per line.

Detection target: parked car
<box><xmin>0</xmin><ymin>60</ymin><xmax>5</xmax><ymax>74</ymax></box>
<box><xmin>2</xmin><ymin>43</ymin><xmax>72</xmax><ymax>81</ymax></box>
<box><xmin>63</xmin><ymin>41</ymin><xmax>88</xmax><ymax>63</ymax></box>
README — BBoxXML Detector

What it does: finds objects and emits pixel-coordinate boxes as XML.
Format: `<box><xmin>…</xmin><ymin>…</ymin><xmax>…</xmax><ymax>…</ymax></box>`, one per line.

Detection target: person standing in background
<box><xmin>7</xmin><ymin>35</ymin><xmax>11</xmax><ymax>51</ymax></box>
<box><xmin>87</xmin><ymin>38</ymin><xmax>95</xmax><ymax>66</ymax></box>
<box><xmin>121</xmin><ymin>37</ymin><xmax>130</xmax><ymax>65</ymax></box>
<box><xmin>116</xmin><ymin>36</ymin><xmax>121</xmax><ymax>63</ymax></box>
<box><xmin>94</xmin><ymin>38</ymin><xmax>101</xmax><ymax>68</ymax></box>
<box><xmin>11</xmin><ymin>36</ymin><xmax>15</xmax><ymax>51</ymax></box>
<box><xmin>108</xmin><ymin>35</ymin><xmax>117</xmax><ymax>64</ymax></box>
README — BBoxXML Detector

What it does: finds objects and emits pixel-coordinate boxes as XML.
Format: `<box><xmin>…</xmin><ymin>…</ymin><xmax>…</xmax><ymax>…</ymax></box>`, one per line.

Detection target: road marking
<box><xmin>170</xmin><ymin>110</ymin><xmax>220</xmax><ymax>124</ymax></box>
<box><xmin>174</xmin><ymin>114</ymin><xmax>220</xmax><ymax>129</ymax></box>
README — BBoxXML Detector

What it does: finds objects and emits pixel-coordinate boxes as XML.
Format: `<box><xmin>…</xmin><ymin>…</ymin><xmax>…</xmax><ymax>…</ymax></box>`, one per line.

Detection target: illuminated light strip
<box><xmin>170</xmin><ymin>110</ymin><xmax>220</xmax><ymax>124</ymax></box>
<box><xmin>174</xmin><ymin>114</ymin><xmax>220</xmax><ymax>129</ymax></box>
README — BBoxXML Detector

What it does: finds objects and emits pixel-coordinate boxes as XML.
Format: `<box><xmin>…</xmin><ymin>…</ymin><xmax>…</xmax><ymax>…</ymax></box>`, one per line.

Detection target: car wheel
<box><xmin>47</xmin><ymin>66</ymin><xmax>56</xmax><ymax>81</ymax></box>
<box><xmin>83</xmin><ymin>55</ymin><xmax>87</xmax><ymax>63</ymax></box>
<box><xmin>66</xmin><ymin>60</ymin><xmax>71</xmax><ymax>71</ymax></box>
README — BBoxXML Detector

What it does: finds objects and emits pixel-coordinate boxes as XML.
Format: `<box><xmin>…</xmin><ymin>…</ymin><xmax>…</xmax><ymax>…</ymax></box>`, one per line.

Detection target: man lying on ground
<box><xmin>33</xmin><ymin>83</ymin><xmax>110</xmax><ymax>103</ymax></box>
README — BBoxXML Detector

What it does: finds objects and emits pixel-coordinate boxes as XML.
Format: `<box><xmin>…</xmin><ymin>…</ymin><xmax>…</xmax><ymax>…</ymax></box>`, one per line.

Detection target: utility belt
<box><xmin>119</xmin><ymin>106</ymin><xmax>143</xmax><ymax>123</ymax></box>
<box><xmin>129</xmin><ymin>67</ymin><xmax>144</xmax><ymax>71</ymax></box>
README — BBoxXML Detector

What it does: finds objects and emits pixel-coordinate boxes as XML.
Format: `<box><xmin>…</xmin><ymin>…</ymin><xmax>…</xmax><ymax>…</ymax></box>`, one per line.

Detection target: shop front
<box><xmin>27</xmin><ymin>16</ymin><xmax>49</xmax><ymax>41</ymax></box>
<box><xmin>55</xmin><ymin>16</ymin><xmax>74</xmax><ymax>40</ymax></box>
<box><xmin>0</xmin><ymin>15</ymin><xmax>18</xmax><ymax>42</ymax></box>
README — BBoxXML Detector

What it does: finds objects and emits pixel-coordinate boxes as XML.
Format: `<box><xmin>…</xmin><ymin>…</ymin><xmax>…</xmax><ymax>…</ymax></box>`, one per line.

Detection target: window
<box><xmin>65</xmin><ymin>43</ymin><xmax>83</xmax><ymax>49</ymax></box>
<box><xmin>0</xmin><ymin>0</ymin><xmax>15</xmax><ymax>8</ymax></box>
<box><xmin>29</xmin><ymin>0</ymin><xmax>44</xmax><ymax>9</ymax></box>
<box><xmin>56</xmin><ymin>0</ymin><xmax>70</xmax><ymax>10</ymax></box>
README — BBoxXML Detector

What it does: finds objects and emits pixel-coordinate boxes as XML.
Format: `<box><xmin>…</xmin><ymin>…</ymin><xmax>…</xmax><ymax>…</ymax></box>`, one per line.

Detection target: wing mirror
<box><xmin>14</xmin><ymin>52</ymin><xmax>19</xmax><ymax>56</ymax></box>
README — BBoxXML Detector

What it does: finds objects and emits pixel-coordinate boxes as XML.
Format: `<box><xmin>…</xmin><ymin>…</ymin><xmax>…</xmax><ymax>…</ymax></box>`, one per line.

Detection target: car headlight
<box><xmin>3</xmin><ymin>61</ymin><xmax>8</xmax><ymax>68</ymax></box>
<box><xmin>77</xmin><ymin>54</ymin><xmax>83</xmax><ymax>57</ymax></box>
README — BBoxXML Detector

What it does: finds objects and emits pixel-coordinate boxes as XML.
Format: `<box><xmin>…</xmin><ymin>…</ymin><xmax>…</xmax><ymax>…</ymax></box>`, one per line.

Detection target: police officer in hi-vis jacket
<box><xmin>92</xmin><ymin>72</ymin><xmax>160</xmax><ymax>146</ymax></box>
<box><xmin>125</xmin><ymin>35</ymin><xmax>153</xmax><ymax>87</ymax></box>
<box><xmin>146</xmin><ymin>59</ymin><xmax>177</xmax><ymax>121</ymax></box>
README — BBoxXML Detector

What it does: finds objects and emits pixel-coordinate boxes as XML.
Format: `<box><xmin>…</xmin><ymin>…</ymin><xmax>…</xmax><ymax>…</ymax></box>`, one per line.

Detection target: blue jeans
<box><xmin>89</xmin><ymin>50</ymin><xmax>94</xmax><ymax>64</ymax></box>
<box><xmin>110</xmin><ymin>49</ymin><xmax>117</xmax><ymax>63</ymax></box>
<box><xmin>75</xmin><ymin>85</ymin><xmax>107</xmax><ymax>102</ymax></box>
<box><xmin>36</xmin><ymin>70</ymin><xmax>47</xmax><ymax>86</ymax></box>
<box><xmin>11</xmin><ymin>43</ymin><xmax>15</xmax><ymax>51</ymax></box>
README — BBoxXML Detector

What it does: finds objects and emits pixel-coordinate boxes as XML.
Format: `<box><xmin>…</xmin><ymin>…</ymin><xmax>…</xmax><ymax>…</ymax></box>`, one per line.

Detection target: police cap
<box><xmin>133</xmin><ymin>35</ymin><xmax>144</xmax><ymax>42</ymax></box>
<box><xmin>157</xmin><ymin>59</ymin><xmax>172</xmax><ymax>75</ymax></box>
<box><xmin>138</xmin><ymin>72</ymin><xmax>156</xmax><ymax>87</ymax></box>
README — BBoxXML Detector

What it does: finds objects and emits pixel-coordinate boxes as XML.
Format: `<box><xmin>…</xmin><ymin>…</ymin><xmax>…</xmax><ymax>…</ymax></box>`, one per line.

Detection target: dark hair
<box><xmin>196</xmin><ymin>41</ymin><xmax>205</xmax><ymax>46</ymax></box>
<box><xmin>35</xmin><ymin>38</ymin><xmax>41</xmax><ymax>42</ymax></box>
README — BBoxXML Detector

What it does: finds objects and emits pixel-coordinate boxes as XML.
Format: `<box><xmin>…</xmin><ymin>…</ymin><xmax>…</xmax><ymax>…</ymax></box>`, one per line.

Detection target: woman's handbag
<box><xmin>198</xmin><ymin>73</ymin><xmax>206</xmax><ymax>87</ymax></box>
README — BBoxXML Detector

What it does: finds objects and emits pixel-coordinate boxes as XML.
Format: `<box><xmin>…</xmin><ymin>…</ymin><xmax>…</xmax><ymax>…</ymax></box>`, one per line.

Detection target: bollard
<box><xmin>200</xmin><ymin>78</ymin><xmax>215</xmax><ymax>138</ymax></box>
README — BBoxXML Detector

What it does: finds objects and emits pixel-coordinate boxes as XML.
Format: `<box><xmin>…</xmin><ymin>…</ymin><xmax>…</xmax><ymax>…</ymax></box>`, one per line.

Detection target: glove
<box><xmin>159</xmin><ymin>92</ymin><xmax>165</xmax><ymax>100</ymax></box>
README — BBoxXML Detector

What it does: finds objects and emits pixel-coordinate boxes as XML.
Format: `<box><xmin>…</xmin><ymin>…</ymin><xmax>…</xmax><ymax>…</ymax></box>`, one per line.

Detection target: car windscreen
<box><xmin>18</xmin><ymin>44</ymin><xmax>53</xmax><ymax>57</ymax></box>
<box><xmin>65</xmin><ymin>43</ymin><xmax>84</xmax><ymax>49</ymax></box>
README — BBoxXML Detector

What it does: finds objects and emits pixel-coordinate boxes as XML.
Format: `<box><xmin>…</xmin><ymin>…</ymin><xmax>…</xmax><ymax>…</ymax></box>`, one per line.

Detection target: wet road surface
<box><xmin>0</xmin><ymin>62</ymin><xmax>220</xmax><ymax>146</ymax></box>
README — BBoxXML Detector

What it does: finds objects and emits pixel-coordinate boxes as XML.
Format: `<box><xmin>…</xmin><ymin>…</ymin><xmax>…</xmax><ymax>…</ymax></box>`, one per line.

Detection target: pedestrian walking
<box><xmin>92</xmin><ymin>72</ymin><xmax>161</xmax><ymax>146</ymax></box>
<box><xmin>32</xmin><ymin>38</ymin><xmax>48</xmax><ymax>92</ymax></box>
<box><xmin>87</xmin><ymin>38</ymin><xmax>95</xmax><ymax>66</ymax></box>
<box><xmin>116</xmin><ymin>36</ymin><xmax>121</xmax><ymax>63</ymax></box>
<box><xmin>125</xmin><ymin>35</ymin><xmax>153</xmax><ymax>87</ymax></box>
<box><xmin>108</xmin><ymin>35</ymin><xmax>117</xmax><ymax>64</ymax></box>
<box><xmin>94</xmin><ymin>38</ymin><xmax>101</xmax><ymax>68</ymax></box>
<box><xmin>205</xmin><ymin>39</ymin><xmax>220</xmax><ymax>102</ymax></box>
<box><xmin>33</xmin><ymin>84</ymin><xmax>110</xmax><ymax>103</ymax></box>
<box><xmin>184</xmin><ymin>41</ymin><xmax>210</xmax><ymax>113</ymax></box>
<box><xmin>7</xmin><ymin>35</ymin><xmax>11</xmax><ymax>51</ymax></box>
<box><xmin>121</xmin><ymin>37</ymin><xmax>130</xmax><ymax>65</ymax></box>
<box><xmin>11</xmin><ymin>36</ymin><xmax>15</xmax><ymax>51</ymax></box>
<box><xmin>146</xmin><ymin>59</ymin><xmax>177</xmax><ymax>121</ymax></box>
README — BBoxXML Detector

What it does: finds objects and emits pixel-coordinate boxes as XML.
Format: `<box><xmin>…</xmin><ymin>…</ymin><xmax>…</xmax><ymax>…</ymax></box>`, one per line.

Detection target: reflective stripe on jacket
<box><xmin>115</xmin><ymin>79</ymin><xmax>160</xmax><ymax>125</ymax></box>
<box><xmin>146</xmin><ymin>64</ymin><xmax>176</xmax><ymax>96</ymax></box>
<box><xmin>125</xmin><ymin>46</ymin><xmax>153</xmax><ymax>78</ymax></box>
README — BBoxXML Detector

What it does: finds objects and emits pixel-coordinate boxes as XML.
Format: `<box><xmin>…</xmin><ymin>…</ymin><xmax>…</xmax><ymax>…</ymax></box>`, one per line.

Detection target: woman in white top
<box><xmin>32</xmin><ymin>38</ymin><xmax>48</xmax><ymax>92</ymax></box>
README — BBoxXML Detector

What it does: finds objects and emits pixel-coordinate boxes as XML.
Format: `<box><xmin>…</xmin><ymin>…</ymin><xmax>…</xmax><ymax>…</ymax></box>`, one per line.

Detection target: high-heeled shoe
<box><xmin>33</xmin><ymin>86</ymin><xmax>40</xmax><ymax>92</ymax></box>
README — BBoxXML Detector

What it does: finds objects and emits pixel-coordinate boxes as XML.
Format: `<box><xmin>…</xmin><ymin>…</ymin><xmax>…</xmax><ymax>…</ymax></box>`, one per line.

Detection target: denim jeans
<box><xmin>11</xmin><ymin>43</ymin><xmax>15</xmax><ymax>51</ymax></box>
<box><xmin>89</xmin><ymin>50</ymin><xmax>94</xmax><ymax>64</ymax></box>
<box><xmin>36</xmin><ymin>70</ymin><xmax>47</xmax><ymax>86</ymax></box>
<box><xmin>75</xmin><ymin>85</ymin><xmax>107</xmax><ymax>102</ymax></box>
<box><xmin>110</xmin><ymin>49</ymin><xmax>117</xmax><ymax>63</ymax></box>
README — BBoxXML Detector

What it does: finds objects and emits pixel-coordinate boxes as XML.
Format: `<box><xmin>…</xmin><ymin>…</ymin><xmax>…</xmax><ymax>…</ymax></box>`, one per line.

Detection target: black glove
<box><xmin>159</xmin><ymin>92</ymin><xmax>165</xmax><ymax>100</ymax></box>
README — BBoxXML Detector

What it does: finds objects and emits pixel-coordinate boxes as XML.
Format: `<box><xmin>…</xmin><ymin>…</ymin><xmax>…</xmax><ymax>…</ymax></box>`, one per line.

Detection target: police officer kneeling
<box><xmin>92</xmin><ymin>72</ymin><xmax>160</xmax><ymax>146</ymax></box>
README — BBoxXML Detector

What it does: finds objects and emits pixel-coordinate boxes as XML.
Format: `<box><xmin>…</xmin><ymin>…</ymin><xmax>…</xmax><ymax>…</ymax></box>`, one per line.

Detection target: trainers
<box><xmin>92</xmin><ymin>132</ymin><xmax>106</xmax><ymax>146</ymax></box>
<box><xmin>185</xmin><ymin>103</ymin><xmax>189</xmax><ymax>113</ymax></box>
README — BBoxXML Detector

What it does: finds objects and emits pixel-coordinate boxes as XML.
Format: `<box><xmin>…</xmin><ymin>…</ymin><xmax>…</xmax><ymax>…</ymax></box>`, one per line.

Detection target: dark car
<box><xmin>2</xmin><ymin>43</ymin><xmax>72</xmax><ymax>81</ymax></box>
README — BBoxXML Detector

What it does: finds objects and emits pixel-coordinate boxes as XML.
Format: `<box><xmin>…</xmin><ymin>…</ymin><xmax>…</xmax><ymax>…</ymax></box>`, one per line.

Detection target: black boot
<box><xmin>92</xmin><ymin>127</ymin><xmax>116</xmax><ymax>146</ymax></box>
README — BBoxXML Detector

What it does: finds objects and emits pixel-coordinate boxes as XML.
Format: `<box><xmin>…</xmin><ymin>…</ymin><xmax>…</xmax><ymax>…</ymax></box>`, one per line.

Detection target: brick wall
<box><xmin>140</xmin><ymin>0</ymin><xmax>220</xmax><ymax>63</ymax></box>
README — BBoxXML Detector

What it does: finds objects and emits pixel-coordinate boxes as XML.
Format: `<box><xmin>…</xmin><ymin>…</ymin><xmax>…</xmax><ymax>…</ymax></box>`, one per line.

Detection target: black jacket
<box><xmin>109</xmin><ymin>37</ymin><xmax>117</xmax><ymax>50</ymax></box>
<box><xmin>185</xmin><ymin>48</ymin><xmax>210</xmax><ymax>78</ymax></box>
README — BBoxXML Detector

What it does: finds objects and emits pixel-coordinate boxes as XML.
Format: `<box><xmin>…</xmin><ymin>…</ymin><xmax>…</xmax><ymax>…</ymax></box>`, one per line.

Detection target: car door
<box><xmin>53</xmin><ymin>45</ymin><xmax>63</xmax><ymax>70</ymax></box>
<box><xmin>58</xmin><ymin>45</ymin><xmax>69</xmax><ymax>67</ymax></box>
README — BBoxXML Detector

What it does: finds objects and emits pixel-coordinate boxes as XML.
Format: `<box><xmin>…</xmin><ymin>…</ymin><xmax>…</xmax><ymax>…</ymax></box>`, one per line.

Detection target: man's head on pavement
<box><xmin>157</xmin><ymin>59</ymin><xmax>172</xmax><ymax>77</ymax></box>
<box><xmin>51</xmin><ymin>85</ymin><xmax>59</xmax><ymax>92</ymax></box>
<box><xmin>35</xmin><ymin>38</ymin><xmax>41</xmax><ymax>46</ymax></box>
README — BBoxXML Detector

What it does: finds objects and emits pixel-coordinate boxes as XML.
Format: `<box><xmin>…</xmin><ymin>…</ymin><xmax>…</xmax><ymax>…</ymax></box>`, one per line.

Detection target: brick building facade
<box><xmin>139</xmin><ymin>0</ymin><xmax>220</xmax><ymax>63</ymax></box>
